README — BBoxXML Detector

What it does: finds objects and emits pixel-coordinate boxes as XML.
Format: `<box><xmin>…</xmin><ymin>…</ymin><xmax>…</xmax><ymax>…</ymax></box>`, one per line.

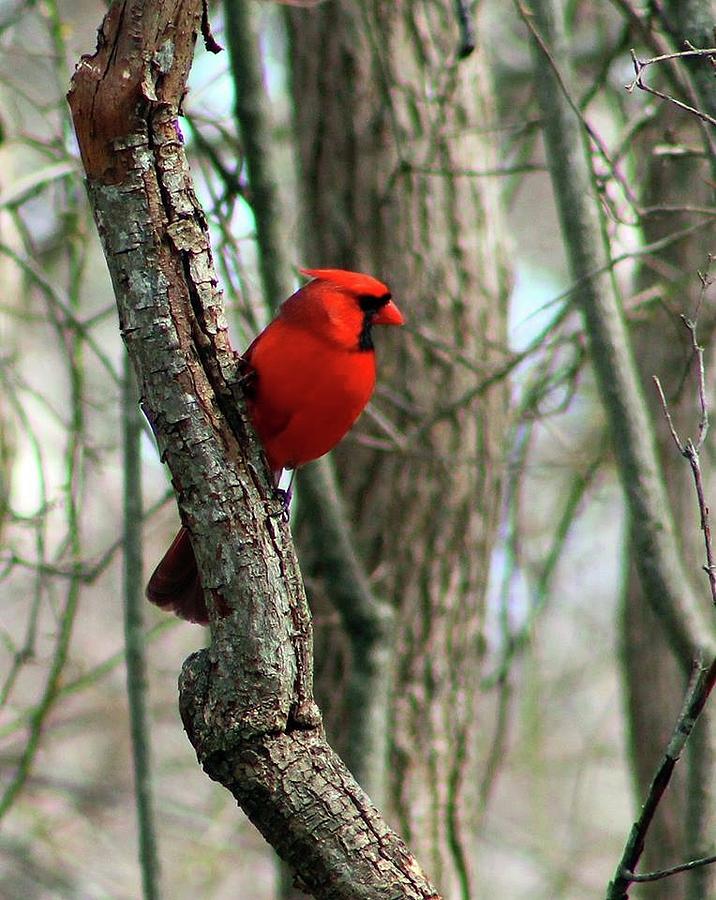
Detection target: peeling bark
<box><xmin>67</xmin><ymin>2</ymin><xmax>440</xmax><ymax>896</ymax></box>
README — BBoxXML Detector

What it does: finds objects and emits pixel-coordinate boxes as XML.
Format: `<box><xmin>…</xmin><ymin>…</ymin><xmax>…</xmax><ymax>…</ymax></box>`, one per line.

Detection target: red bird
<box><xmin>146</xmin><ymin>268</ymin><xmax>404</xmax><ymax>624</ymax></box>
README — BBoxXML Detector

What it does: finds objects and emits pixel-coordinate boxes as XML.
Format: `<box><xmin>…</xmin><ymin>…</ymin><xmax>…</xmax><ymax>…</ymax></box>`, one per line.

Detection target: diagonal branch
<box><xmin>521</xmin><ymin>0</ymin><xmax>715</xmax><ymax>668</ymax></box>
<box><xmin>627</xmin><ymin>47</ymin><xmax>716</xmax><ymax>128</ymax></box>
<box><xmin>608</xmin><ymin>282</ymin><xmax>716</xmax><ymax>896</ymax></box>
<box><xmin>67</xmin><ymin>2</ymin><xmax>439</xmax><ymax>896</ymax></box>
<box><xmin>607</xmin><ymin>657</ymin><xmax>716</xmax><ymax>899</ymax></box>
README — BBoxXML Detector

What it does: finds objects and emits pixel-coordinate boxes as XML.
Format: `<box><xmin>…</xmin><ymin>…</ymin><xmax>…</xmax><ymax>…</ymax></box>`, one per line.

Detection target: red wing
<box><xmin>242</xmin><ymin>328</ymin><xmax>293</xmax><ymax>464</ymax></box>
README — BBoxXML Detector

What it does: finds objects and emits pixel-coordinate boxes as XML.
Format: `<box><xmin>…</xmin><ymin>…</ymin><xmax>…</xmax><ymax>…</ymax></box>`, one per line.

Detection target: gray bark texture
<box><xmin>67</xmin><ymin>2</ymin><xmax>441</xmax><ymax>897</ymax></box>
<box><xmin>286</xmin><ymin>3</ymin><xmax>511</xmax><ymax>896</ymax></box>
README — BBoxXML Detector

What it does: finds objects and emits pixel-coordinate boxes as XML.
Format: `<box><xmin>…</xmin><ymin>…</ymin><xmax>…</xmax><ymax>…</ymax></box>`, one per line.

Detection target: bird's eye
<box><xmin>358</xmin><ymin>292</ymin><xmax>391</xmax><ymax>313</ymax></box>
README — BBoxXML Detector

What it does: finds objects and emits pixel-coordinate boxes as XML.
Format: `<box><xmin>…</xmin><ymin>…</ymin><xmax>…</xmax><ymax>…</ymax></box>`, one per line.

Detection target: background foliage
<box><xmin>0</xmin><ymin>0</ymin><xmax>714</xmax><ymax>897</ymax></box>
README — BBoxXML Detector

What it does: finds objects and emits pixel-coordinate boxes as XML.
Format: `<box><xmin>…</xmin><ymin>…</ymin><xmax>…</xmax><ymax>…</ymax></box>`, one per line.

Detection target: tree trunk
<box><xmin>622</xmin><ymin>101</ymin><xmax>716</xmax><ymax>899</ymax></box>
<box><xmin>68</xmin><ymin>3</ymin><xmax>442</xmax><ymax>896</ymax></box>
<box><xmin>286</xmin><ymin>3</ymin><xmax>511</xmax><ymax>896</ymax></box>
<box><xmin>522</xmin><ymin>0</ymin><xmax>714</xmax><ymax>892</ymax></box>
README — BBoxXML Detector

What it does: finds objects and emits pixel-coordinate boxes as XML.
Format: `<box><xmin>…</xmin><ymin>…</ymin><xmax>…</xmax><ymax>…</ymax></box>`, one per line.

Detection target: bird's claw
<box><xmin>273</xmin><ymin>487</ymin><xmax>292</xmax><ymax>522</ymax></box>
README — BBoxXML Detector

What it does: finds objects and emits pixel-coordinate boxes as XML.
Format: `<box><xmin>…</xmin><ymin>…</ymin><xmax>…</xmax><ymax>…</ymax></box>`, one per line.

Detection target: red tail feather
<box><xmin>146</xmin><ymin>528</ymin><xmax>208</xmax><ymax>625</ymax></box>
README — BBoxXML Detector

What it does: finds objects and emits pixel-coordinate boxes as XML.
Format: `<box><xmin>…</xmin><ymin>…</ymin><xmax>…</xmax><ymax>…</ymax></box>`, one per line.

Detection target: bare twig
<box><xmin>524</xmin><ymin>0</ymin><xmax>712</xmax><ymax>674</ymax></box>
<box><xmin>0</xmin><ymin>0</ymin><xmax>88</xmax><ymax>816</ymax></box>
<box><xmin>516</xmin><ymin>0</ymin><xmax>645</xmax><ymax>219</ymax></box>
<box><xmin>0</xmin><ymin>619</ymin><xmax>177</xmax><ymax>743</ymax></box>
<box><xmin>627</xmin><ymin>47</ymin><xmax>716</xmax><ymax>128</ymax></box>
<box><xmin>628</xmin><ymin>46</ymin><xmax>716</xmax><ymax>78</ymax></box>
<box><xmin>609</xmin><ymin>269</ymin><xmax>716</xmax><ymax>896</ymax></box>
<box><xmin>652</xmin><ymin>271</ymin><xmax>715</xmax><ymax>608</ymax></box>
<box><xmin>454</xmin><ymin>0</ymin><xmax>476</xmax><ymax>58</ymax></box>
<box><xmin>607</xmin><ymin>657</ymin><xmax>716</xmax><ymax>899</ymax></box>
<box><xmin>652</xmin><ymin>376</ymin><xmax>685</xmax><ymax>452</ymax></box>
<box><xmin>682</xmin><ymin>315</ymin><xmax>709</xmax><ymax>452</ymax></box>
<box><xmin>628</xmin><ymin>851</ymin><xmax>716</xmax><ymax>883</ymax></box>
<box><xmin>606</xmin><ymin>0</ymin><xmax>715</xmax><ymax>162</ymax></box>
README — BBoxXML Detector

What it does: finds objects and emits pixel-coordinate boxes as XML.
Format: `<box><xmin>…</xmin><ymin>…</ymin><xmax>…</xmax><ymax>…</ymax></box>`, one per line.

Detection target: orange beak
<box><xmin>374</xmin><ymin>299</ymin><xmax>404</xmax><ymax>326</ymax></box>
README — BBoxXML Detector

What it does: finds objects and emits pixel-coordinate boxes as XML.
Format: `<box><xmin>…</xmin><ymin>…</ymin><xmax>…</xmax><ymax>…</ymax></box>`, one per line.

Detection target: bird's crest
<box><xmin>300</xmin><ymin>267</ymin><xmax>391</xmax><ymax>299</ymax></box>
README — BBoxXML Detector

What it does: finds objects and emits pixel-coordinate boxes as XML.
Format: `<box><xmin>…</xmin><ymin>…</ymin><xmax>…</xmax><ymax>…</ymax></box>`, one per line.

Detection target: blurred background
<box><xmin>0</xmin><ymin>1</ymin><xmax>714</xmax><ymax>897</ymax></box>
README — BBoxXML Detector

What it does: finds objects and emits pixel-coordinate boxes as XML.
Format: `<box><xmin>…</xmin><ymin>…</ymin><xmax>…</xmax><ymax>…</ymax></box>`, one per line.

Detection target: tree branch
<box><xmin>627</xmin><ymin>47</ymin><xmax>716</xmax><ymax>128</ymax></box>
<box><xmin>521</xmin><ymin>0</ymin><xmax>715</xmax><ymax>667</ymax></box>
<box><xmin>67</xmin><ymin>2</ymin><xmax>440</xmax><ymax>896</ymax></box>
<box><xmin>609</xmin><ymin>272</ymin><xmax>716</xmax><ymax>893</ymax></box>
<box><xmin>122</xmin><ymin>356</ymin><xmax>162</xmax><ymax>900</ymax></box>
<box><xmin>607</xmin><ymin>656</ymin><xmax>716</xmax><ymax>899</ymax></box>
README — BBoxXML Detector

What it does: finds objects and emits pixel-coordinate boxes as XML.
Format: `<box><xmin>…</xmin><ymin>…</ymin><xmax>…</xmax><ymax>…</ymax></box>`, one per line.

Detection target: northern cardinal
<box><xmin>146</xmin><ymin>268</ymin><xmax>404</xmax><ymax>624</ymax></box>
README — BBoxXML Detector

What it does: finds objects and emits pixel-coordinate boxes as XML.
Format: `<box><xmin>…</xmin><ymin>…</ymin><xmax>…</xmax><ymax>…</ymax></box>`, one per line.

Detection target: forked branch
<box><xmin>627</xmin><ymin>46</ymin><xmax>716</xmax><ymax>128</ymax></box>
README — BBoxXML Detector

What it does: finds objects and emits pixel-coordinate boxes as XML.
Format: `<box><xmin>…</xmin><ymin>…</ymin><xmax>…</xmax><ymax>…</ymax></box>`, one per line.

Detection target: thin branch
<box><xmin>0</xmin><ymin>491</ymin><xmax>174</xmax><ymax>586</ymax></box>
<box><xmin>608</xmin><ymin>0</ymin><xmax>716</xmax><ymax>139</ymax></box>
<box><xmin>122</xmin><ymin>356</ymin><xmax>162</xmax><ymax>900</ymax></box>
<box><xmin>523</xmin><ymin>0</ymin><xmax>713</xmax><ymax>670</ymax></box>
<box><xmin>652</xmin><ymin>273</ymin><xmax>715</xmax><ymax>607</ymax></box>
<box><xmin>0</xmin><ymin>369</ymin><xmax>49</xmax><ymax>708</ymax></box>
<box><xmin>628</xmin><ymin>851</ymin><xmax>716</xmax><ymax>883</ymax></box>
<box><xmin>453</xmin><ymin>0</ymin><xmax>476</xmax><ymax>58</ymax></box>
<box><xmin>0</xmin><ymin>13</ymin><xmax>88</xmax><ymax>812</ymax></box>
<box><xmin>652</xmin><ymin>376</ymin><xmax>685</xmax><ymax>453</ymax></box>
<box><xmin>628</xmin><ymin>46</ymin><xmax>716</xmax><ymax>75</ymax></box>
<box><xmin>516</xmin><ymin>0</ymin><xmax>643</xmax><ymax>218</ymax></box>
<box><xmin>0</xmin><ymin>240</ymin><xmax>85</xmax><ymax>826</ymax></box>
<box><xmin>482</xmin><ymin>439</ymin><xmax>607</xmax><ymax>690</ymax></box>
<box><xmin>610</xmin><ymin>267</ymin><xmax>716</xmax><ymax>896</ymax></box>
<box><xmin>0</xmin><ymin>619</ymin><xmax>177</xmax><ymax>743</ymax></box>
<box><xmin>0</xmin><ymin>242</ymin><xmax>120</xmax><ymax>383</ymax></box>
<box><xmin>402</xmin><ymin>216</ymin><xmax>711</xmax><ymax>452</ymax></box>
<box><xmin>223</xmin><ymin>0</ymin><xmax>294</xmax><ymax>309</ymax></box>
<box><xmin>402</xmin><ymin>161</ymin><xmax>545</xmax><ymax>178</ymax></box>
<box><xmin>627</xmin><ymin>47</ymin><xmax>716</xmax><ymax>128</ymax></box>
<box><xmin>607</xmin><ymin>657</ymin><xmax>716</xmax><ymax>899</ymax></box>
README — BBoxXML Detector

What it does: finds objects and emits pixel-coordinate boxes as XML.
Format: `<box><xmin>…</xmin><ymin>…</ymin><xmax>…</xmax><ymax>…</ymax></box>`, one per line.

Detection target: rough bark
<box><xmin>286</xmin><ymin>3</ymin><xmax>511</xmax><ymax>896</ymax></box>
<box><xmin>223</xmin><ymin>0</ymin><xmax>394</xmax><ymax>815</ymax></box>
<box><xmin>67</xmin><ymin>2</ymin><xmax>441</xmax><ymax>897</ymax></box>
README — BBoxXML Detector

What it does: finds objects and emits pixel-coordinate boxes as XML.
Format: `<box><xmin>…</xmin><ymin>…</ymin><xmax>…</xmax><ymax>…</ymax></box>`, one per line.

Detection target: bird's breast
<box><xmin>247</xmin><ymin>324</ymin><xmax>377</xmax><ymax>470</ymax></box>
